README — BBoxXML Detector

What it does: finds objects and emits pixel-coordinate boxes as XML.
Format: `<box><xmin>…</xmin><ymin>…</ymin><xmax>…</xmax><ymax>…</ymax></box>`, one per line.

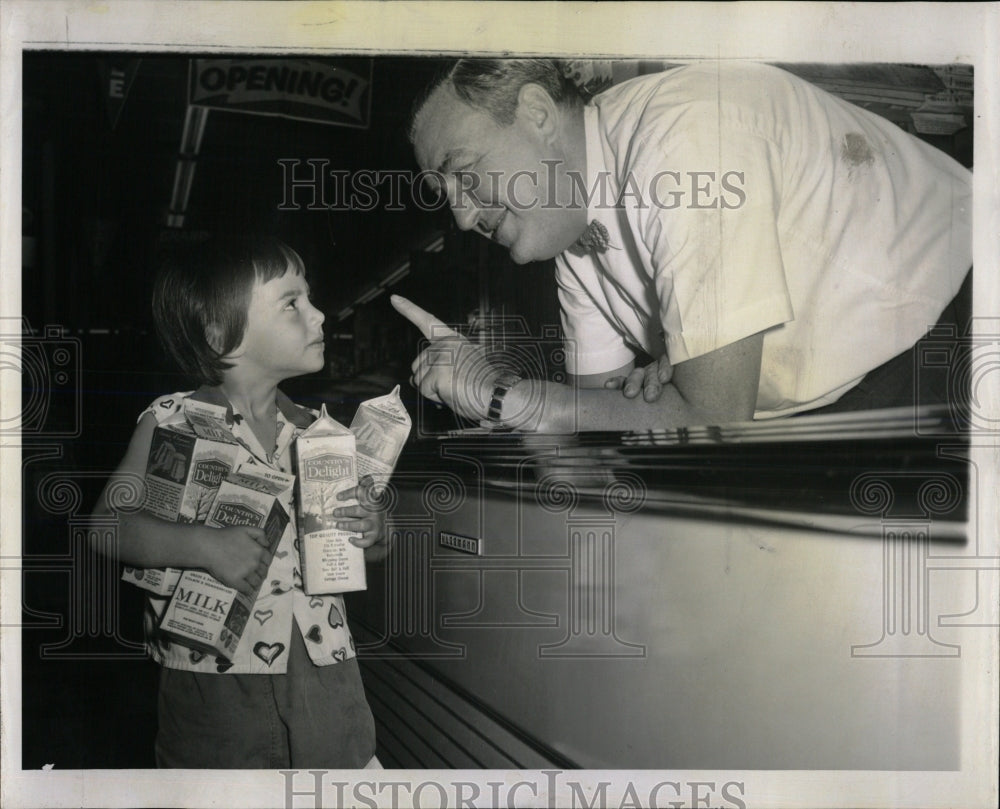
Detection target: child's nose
<box><xmin>312</xmin><ymin>304</ymin><xmax>326</xmax><ymax>326</ymax></box>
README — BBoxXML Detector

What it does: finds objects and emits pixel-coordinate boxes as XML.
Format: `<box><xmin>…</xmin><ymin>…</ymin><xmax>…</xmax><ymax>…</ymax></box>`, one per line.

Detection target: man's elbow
<box><xmin>667</xmin><ymin>382</ymin><xmax>757</xmax><ymax>427</ymax></box>
<box><xmin>680</xmin><ymin>397</ymin><xmax>756</xmax><ymax>427</ymax></box>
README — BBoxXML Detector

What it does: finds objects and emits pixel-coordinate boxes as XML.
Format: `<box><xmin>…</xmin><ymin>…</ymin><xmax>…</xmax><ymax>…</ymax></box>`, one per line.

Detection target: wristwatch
<box><xmin>485</xmin><ymin>371</ymin><xmax>523</xmax><ymax>427</ymax></box>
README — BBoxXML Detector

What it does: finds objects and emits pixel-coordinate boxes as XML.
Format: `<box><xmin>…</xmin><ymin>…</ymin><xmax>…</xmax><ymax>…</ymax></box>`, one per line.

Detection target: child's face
<box><xmin>228</xmin><ymin>265</ymin><xmax>326</xmax><ymax>382</ymax></box>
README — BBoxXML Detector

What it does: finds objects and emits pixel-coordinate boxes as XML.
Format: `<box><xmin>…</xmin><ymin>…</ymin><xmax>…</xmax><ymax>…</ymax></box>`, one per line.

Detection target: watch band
<box><xmin>486</xmin><ymin>371</ymin><xmax>522</xmax><ymax>426</ymax></box>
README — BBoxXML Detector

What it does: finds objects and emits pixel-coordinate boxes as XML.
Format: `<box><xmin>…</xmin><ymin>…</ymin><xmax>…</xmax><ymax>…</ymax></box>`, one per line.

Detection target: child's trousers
<box><xmin>154</xmin><ymin>623</ymin><xmax>376</xmax><ymax>768</ymax></box>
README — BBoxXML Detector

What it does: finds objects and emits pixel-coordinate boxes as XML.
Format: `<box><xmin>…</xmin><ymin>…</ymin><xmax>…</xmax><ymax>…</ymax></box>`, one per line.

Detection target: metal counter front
<box><xmin>345</xmin><ymin>406</ymin><xmax>974</xmax><ymax>770</ymax></box>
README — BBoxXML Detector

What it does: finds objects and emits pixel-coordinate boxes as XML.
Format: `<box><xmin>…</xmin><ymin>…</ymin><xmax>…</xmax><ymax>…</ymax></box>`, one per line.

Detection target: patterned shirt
<box><xmin>140</xmin><ymin>386</ymin><xmax>357</xmax><ymax>674</ymax></box>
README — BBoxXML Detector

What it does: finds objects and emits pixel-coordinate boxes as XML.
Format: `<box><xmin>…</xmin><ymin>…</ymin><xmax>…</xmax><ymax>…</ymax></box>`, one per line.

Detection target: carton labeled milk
<box><xmin>158</xmin><ymin>463</ymin><xmax>293</xmax><ymax>660</ymax></box>
<box><xmin>350</xmin><ymin>385</ymin><xmax>412</xmax><ymax>485</ymax></box>
<box><xmin>121</xmin><ymin>565</ymin><xmax>185</xmax><ymax>597</ymax></box>
<box><xmin>295</xmin><ymin>406</ymin><xmax>366</xmax><ymax>595</ymax></box>
<box><xmin>122</xmin><ymin>401</ymin><xmax>248</xmax><ymax>596</ymax></box>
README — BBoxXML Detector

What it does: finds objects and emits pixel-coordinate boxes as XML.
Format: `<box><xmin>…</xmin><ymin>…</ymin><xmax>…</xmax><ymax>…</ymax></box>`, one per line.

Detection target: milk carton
<box><xmin>158</xmin><ymin>463</ymin><xmax>294</xmax><ymax>660</ymax></box>
<box><xmin>121</xmin><ymin>565</ymin><xmax>185</xmax><ymax>597</ymax></box>
<box><xmin>122</xmin><ymin>401</ymin><xmax>248</xmax><ymax>596</ymax></box>
<box><xmin>143</xmin><ymin>416</ymin><xmax>244</xmax><ymax>522</ymax></box>
<box><xmin>350</xmin><ymin>385</ymin><xmax>412</xmax><ymax>486</ymax></box>
<box><xmin>295</xmin><ymin>406</ymin><xmax>366</xmax><ymax>595</ymax></box>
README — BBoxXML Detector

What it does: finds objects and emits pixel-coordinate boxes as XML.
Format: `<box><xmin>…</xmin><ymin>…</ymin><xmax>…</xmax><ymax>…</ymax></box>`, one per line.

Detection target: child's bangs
<box><xmin>254</xmin><ymin>241</ymin><xmax>306</xmax><ymax>283</ymax></box>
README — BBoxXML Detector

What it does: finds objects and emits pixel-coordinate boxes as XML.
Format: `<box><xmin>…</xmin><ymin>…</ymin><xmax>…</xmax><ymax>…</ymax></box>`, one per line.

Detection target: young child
<box><xmin>91</xmin><ymin>235</ymin><xmax>383</xmax><ymax>768</ymax></box>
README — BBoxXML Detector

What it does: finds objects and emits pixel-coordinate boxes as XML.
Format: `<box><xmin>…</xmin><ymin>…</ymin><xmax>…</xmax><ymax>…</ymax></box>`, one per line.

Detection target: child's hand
<box><xmin>200</xmin><ymin>525</ymin><xmax>274</xmax><ymax>597</ymax></box>
<box><xmin>335</xmin><ymin>475</ymin><xmax>392</xmax><ymax>562</ymax></box>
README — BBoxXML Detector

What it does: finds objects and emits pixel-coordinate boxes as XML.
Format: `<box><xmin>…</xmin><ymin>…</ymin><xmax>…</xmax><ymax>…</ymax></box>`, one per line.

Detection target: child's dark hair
<box><xmin>152</xmin><ymin>234</ymin><xmax>306</xmax><ymax>386</ymax></box>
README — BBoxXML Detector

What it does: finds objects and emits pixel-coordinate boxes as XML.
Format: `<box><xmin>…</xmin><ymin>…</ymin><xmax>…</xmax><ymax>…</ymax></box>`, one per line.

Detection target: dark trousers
<box><xmin>155</xmin><ymin>622</ymin><xmax>376</xmax><ymax>769</ymax></box>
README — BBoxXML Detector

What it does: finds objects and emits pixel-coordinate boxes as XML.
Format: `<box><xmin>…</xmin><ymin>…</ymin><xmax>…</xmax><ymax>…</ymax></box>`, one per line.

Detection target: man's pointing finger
<box><xmin>390</xmin><ymin>295</ymin><xmax>458</xmax><ymax>340</ymax></box>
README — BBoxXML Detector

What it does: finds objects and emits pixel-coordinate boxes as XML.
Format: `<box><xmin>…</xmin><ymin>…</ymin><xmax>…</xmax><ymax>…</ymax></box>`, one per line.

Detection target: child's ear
<box><xmin>205</xmin><ymin>323</ymin><xmax>226</xmax><ymax>355</ymax></box>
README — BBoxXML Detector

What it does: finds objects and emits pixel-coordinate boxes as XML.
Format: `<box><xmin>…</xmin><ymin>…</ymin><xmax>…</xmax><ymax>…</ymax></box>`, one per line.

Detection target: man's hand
<box><xmin>394</xmin><ymin>296</ymin><xmax>762</xmax><ymax>430</ymax></box>
<box><xmin>603</xmin><ymin>355</ymin><xmax>673</xmax><ymax>402</ymax></box>
<box><xmin>335</xmin><ymin>475</ymin><xmax>392</xmax><ymax>563</ymax></box>
<box><xmin>201</xmin><ymin>525</ymin><xmax>274</xmax><ymax>597</ymax></box>
<box><xmin>391</xmin><ymin>295</ymin><xmax>500</xmax><ymax>421</ymax></box>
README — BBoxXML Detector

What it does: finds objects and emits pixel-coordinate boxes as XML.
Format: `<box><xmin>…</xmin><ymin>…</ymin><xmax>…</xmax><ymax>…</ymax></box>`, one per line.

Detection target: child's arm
<box><xmin>334</xmin><ymin>475</ymin><xmax>390</xmax><ymax>562</ymax></box>
<box><xmin>90</xmin><ymin>413</ymin><xmax>274</xmax><ymax>596</ymax></box>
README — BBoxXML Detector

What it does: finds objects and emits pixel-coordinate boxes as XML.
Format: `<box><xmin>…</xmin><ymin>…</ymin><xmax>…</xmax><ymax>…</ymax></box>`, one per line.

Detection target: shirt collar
<box><xmin>275</xmin><ymin>389</ymin><xmax>317</xmax><ymax>430</ymax></box>
<box><xmin>565</xmin><ymin>103</ymin><xmax>620</xmax><ymax>258</ymax></box>
<box><xmin>188</xmin><ymin>385</ymin><xmax>316</xmax><ymax>430</ymax></box>
<box><xmin>584</xmin><ymin>103</ymin><xmax>611</xmax><ymax>222</ymax></box>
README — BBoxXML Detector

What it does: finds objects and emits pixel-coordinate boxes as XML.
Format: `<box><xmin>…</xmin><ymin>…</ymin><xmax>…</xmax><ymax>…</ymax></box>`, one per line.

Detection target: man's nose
<box><xmin>449</xmin><ymin>193</ymin><xmax>482</xmax><ymax>232</ymax></box>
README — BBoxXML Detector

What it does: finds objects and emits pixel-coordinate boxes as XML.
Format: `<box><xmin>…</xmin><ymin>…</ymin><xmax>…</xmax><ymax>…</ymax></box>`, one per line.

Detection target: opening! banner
<box><xmin>189</xmin><ymin>58</ymin><xmax>372</xmax><ymax>128</ymax></box>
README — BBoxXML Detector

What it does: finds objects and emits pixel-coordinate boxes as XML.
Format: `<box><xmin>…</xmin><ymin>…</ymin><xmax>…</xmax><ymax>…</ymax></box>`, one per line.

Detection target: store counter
<box><xmin>346</xmin><ymin>406</ymin><xmax>974</xmax><ymax>769</ymax></box>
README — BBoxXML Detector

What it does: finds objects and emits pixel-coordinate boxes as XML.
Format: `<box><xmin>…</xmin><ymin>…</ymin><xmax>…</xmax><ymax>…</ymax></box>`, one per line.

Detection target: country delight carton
<box><xmin>295</xmin><ymin>405</ymin><xmax>366</xmax><ymax>595</ymax></box>
<box><xmin>158</xmin><ymin>462</ymin><xmax>294</xmax><ymax>660</ymax></box>
<box><xmin>122</xmin><ymin>399</ymin><xmax>249</xmax><ymax>596</ymax></box>
<box><xmin>350</xmin><ymin>385</ymin><xmax>412</xmax><ymax>486</ymax></box>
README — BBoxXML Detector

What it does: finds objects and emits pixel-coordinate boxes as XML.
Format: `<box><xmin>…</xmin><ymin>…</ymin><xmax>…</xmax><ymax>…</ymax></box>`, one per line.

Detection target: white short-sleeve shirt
<box><xmin>556</xmin><ymin>63</ymin><xmax>972</xmax><ymax>417</ymax></box>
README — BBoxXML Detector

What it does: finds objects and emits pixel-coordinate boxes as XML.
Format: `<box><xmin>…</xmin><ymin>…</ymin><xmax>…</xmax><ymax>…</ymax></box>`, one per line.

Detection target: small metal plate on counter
<box><xmin>439</xmin><ymin>531</ymin><xmax>482</xmax><ymax>555</ymax></box>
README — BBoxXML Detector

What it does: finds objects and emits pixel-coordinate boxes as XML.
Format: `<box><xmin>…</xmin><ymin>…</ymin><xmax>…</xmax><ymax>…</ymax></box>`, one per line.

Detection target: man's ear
<box><xmin>515</xmin><ymin>83</ymin><xmax>559</xmax><ymax>143</ymax></box>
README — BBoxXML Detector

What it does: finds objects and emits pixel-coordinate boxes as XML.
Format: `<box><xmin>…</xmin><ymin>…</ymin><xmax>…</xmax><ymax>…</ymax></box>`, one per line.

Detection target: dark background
<box><xmin>20</xmin><ymin>53</ymin><xmax>566</xmax><ymax>414</ymax></box>
<box><xmin>18</xmin><ymin>52</ymin><xmax>565</xmax><ymax>768</ymax></box>
<box><xmin>16</xmin><ymin>54</ymin><xmax>972</xmax><ymax>768</ymax></box>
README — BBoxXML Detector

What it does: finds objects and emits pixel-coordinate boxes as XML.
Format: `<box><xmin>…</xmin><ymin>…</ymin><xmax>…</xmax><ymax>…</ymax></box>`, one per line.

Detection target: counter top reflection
<box><xmin>394</xmin><ymin>405</ymin><xmax>968</xmax><ymax>538</ymax></box>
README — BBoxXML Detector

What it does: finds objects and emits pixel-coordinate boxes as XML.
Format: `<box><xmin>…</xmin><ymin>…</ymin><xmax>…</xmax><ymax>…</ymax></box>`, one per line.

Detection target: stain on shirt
<box><xmin>841</xmin><ymin>132</ymin><xmax>875</xmax><ymax>178</ymax></box>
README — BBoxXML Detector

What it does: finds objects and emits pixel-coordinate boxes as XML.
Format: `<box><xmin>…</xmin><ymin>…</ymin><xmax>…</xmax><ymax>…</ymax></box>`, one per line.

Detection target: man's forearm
<box><xmin>503</xmin><ymin>333</ymin><xmax>764</xmax><ymax>431</ymax></box>
<box><xmin>429</xmin><ymin>333</ymin><xmax>761</xmax><ymax>431</ymax></box>
<box><xmin>503</xmin><ymin>379</ymin><xmax>714</xmax><ymax>432</ymax></box>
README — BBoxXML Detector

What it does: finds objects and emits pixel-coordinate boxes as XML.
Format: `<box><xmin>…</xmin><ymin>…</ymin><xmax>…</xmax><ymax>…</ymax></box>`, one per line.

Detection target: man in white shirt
<box><xmin>393</xmin><ymin>59</ymin><xmax>972</xmax><ymax>431</ymax></box>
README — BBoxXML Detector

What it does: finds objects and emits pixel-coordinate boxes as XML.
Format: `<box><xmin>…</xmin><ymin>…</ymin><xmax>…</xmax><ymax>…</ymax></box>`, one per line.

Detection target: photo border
<box><xmin>2</xmin><ymin>2</ymin><xmax>997</xmax><ymax>807</ymax></box>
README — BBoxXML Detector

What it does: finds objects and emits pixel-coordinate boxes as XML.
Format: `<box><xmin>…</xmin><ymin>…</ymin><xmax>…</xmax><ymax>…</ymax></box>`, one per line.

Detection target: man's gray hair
<box><xmin>409</xmin><ymin>58</ymin><xmax>582</xmax><ymax>141</ymax></box>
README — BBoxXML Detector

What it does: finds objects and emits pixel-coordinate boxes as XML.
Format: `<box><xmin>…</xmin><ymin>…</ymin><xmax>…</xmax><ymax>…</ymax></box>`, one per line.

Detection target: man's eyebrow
<box><xmin>436</xmin><ymin>149</ymin><xmax>473</xmax><ymax>175</ymax></box>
